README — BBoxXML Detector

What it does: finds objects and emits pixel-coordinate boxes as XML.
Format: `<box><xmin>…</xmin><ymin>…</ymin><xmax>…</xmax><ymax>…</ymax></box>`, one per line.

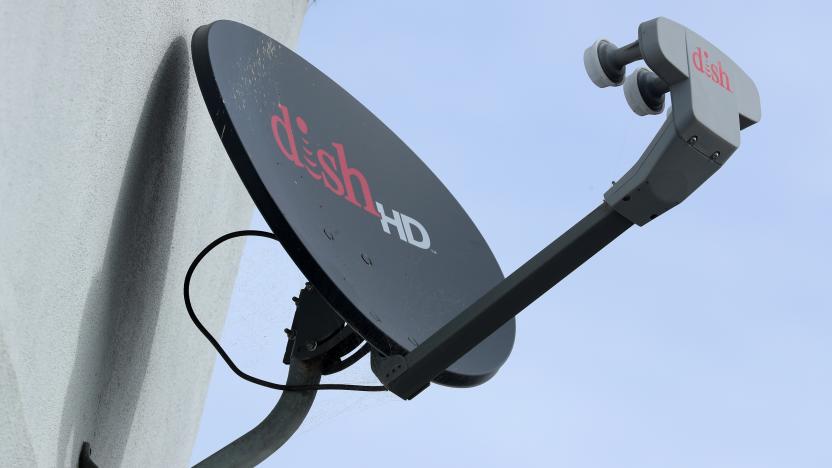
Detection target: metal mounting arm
<box><xmin>372</xmin><ymin>203</ymin><xmax>633</xmax><ymax>399</ymax></box>
<box><xmin>373</xmin><ymin>17</ymin><xmax>760</xmax><ymax>400</ymax></box>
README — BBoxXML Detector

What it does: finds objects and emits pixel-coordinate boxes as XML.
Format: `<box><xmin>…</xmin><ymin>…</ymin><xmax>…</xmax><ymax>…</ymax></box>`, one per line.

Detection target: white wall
<box><xmin>0</xmin><ymin>2</ymin><xmax>307</xmax><ymax>466</ymax></box>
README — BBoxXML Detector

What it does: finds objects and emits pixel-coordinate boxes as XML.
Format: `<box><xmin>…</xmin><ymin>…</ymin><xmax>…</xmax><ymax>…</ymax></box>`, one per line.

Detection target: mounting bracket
<box><xmin>282</xmin><ymin>283</ymin><xmax>364</xmax><ymax>371</ymax></box>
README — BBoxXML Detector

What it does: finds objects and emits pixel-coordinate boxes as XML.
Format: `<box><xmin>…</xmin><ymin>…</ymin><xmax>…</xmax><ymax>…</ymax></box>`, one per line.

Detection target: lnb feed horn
<box><xmin>583</xmin><ymin>38</ymin><xmax>641</xmax><ymax>88</ymax></box>
<box><xmin>592</xmin><ymin>17</ymin><xmax>762</xmax><ymax>226</ymax></box>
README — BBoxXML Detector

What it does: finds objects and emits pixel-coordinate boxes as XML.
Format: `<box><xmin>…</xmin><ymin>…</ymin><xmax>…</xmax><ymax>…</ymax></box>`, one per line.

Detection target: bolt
<box><xmin>710</xmin><ymin>151</ymin><xmax>720</xmax><ymax>160</ymax></box>
<box><xmin>305</xmin><ymin>283</ymin><xmax>313</xmax><ymax>292</ymax></box>
<box><xmin>687</xmin><ymin>136</ymin><xmax>698</xmax><ymax>145</ymax></box>
<box><xmin>291</xmin><ymin>296</ymin><xmax>299</xmax><ymax>303</ymax></box>
<box><xmin>305</xmin><ymin>340</ymin><xmax>317</xmax><ymax>351</ymax></box>
<box><xmin>284</xmin><ymin>328</ymin><xmax>296</xmax><ymax>339</ymax></box>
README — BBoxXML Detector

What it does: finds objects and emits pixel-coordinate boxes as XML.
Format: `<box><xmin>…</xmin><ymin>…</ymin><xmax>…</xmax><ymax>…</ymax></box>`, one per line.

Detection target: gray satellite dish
<box><xmin>177</xmin><ymin>16</ymin><xmax>759</xmax><ymax>468</ymax></box>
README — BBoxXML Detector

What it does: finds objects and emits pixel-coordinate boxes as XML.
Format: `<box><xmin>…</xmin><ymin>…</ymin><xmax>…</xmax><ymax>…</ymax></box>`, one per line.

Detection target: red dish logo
<box><xmin>272</xmin><ymin>103</ymin><xmax>381</xmax><ymax>217</ymax></box>
<box><xmin>691</xmin><ymin>47</ymin><xmax>733</xmax><ymax>93</ymax></box>
<box><xmin>271</xmin><ymin>104</ymin><xmax>431</xmax><ymax>250</ymax></box>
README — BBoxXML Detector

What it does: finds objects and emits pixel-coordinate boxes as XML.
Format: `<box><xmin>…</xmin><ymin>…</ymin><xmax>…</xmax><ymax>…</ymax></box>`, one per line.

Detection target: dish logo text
<box><xmin>691</xmin><ymin>47</ymin><xmax>733</xmax><ymax>92</ymax></box>
<box><xmin>271</xmin><ymin>104</ymin><xmax>430</xmax><ymax>250</ymax></box>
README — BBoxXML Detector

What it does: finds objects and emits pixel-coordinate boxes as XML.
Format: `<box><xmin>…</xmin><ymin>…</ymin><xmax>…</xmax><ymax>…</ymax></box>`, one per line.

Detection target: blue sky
<box><xmin>192</xmin><ymin>1</ymin><xmax>832</xmax><ymax>467</ymax></box>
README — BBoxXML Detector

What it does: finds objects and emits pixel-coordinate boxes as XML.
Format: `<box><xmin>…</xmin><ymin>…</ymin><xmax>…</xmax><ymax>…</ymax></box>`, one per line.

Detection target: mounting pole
<box><xmin>189</xmin><ymin>282</ymin><xmax>365</xmax><ymax>467</ymax></box>
<box><xmin>193</xmin><ymin>357</ymin><xmax>322</xmax><ymax>468</ymax></box>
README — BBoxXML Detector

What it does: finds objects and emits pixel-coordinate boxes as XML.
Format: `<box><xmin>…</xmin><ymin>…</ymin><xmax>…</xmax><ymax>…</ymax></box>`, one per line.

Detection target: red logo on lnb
<box><xmin>271</xmin><ymin>104</ymin><xmax>431</xmax><ymax>250</ymax></box>
<box><xmin>691</xmin><ymin>47</ymin><xmax>733</xmax><ymax>92</ymax></box>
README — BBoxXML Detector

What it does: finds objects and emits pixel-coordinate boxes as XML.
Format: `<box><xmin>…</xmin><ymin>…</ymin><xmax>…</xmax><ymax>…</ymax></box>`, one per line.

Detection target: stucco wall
<box><xmin>0</xmin><ymin>2</ymin><xmax>307</xmax><ymax>466</ymax></box>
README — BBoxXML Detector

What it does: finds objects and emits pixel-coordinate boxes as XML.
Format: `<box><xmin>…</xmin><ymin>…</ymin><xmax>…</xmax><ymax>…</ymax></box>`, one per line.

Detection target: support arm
<box><xmin>373</xmin><ymin>203</ymin><xmax>633</xmax><ymax>399</ymax></box>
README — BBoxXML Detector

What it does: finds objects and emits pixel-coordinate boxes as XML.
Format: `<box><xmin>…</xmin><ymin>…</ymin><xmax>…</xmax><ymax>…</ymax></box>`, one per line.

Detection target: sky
<box><xmin>191</xmin><ymin>1</ymin><xmax>832</xmax><ymax>467</ymax></box>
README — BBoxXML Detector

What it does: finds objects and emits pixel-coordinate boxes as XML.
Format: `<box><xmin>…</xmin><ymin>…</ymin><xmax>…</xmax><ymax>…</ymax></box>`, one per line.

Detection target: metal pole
<box><xmin>193</xmin><ymin>357</ymin><xmax>322</xmax><ymax>468</ymax></box>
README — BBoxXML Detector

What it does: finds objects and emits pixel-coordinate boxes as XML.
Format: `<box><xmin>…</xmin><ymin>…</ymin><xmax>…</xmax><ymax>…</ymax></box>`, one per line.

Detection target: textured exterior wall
<box><xmin>0</xmin><ymin>2</ymin><xmax>307</xmax><ymax>466</ymax></box>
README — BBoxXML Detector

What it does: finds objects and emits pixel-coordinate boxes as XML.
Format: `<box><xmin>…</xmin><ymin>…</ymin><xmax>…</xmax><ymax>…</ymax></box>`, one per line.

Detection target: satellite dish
<box><xmin>185</xmin><ymin>17</ymin><xmax>759</xmax><ymax>468</ymax></box>
<box><xmin>191</xmin><ymin>19</ymin><xmax>515</xmax><ymax>387</ymax></box>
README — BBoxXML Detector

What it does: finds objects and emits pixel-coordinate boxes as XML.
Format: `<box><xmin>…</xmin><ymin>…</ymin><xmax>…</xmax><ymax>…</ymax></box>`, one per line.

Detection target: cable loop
<box><xmin>184</xmin><ymin>230</ymin><xmax>387</xmax><ymax>392</ymax></box>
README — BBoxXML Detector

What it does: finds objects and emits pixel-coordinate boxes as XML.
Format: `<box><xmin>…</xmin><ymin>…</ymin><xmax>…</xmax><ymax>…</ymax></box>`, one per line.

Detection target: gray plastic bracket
<box><xmin>604</xmin><ymin>17</ymin><xmax>761</xmax><ymax>225</ymax></box>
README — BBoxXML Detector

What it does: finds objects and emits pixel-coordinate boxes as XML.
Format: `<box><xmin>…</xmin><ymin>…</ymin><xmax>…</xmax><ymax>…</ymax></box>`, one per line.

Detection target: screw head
<box><xmin>687</xmin><ymin>136</ymin><xmax>698</xmax><ymax>145</ymax></box>
<box><xmin>711</xmin><ymin>151</ymin><xmax>721</xmax><ymax>160</ymax></box>
<box><xmin>305</xmin><ymin>341</ymin><xmax>317</xmax><ymax>351</ymax></box>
